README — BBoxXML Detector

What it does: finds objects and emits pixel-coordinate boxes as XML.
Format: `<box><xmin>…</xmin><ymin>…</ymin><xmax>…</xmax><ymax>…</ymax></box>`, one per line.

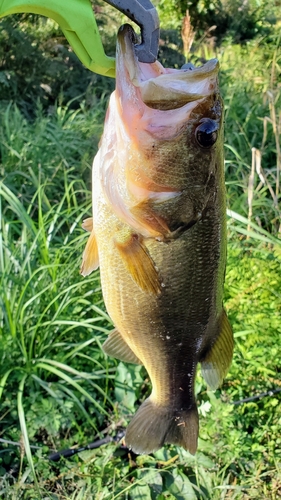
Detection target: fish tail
<box><xmin>125</xmin><ymin>397</ymin><xmax>199</xmax><ymax>455</ymax></box>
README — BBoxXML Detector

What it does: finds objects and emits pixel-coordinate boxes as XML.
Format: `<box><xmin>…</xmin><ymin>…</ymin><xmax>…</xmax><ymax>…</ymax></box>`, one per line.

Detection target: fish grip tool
<box><xmin>105</xmin><ymin>0</ymin><xmax>159</xmax><ymax>63</ymax></box>
<box><xmin>0</xmin><ymin>0</ymin><xmax>159</xmax><ymax>77</ymax></box>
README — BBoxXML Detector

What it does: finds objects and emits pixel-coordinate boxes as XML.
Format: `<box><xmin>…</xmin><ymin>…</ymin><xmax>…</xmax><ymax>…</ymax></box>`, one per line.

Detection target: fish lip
<box><xmin>117</xmin><ymin>24</ymin><xmax>139</xmax><ymax>56</ymax></box>
<box><xmin>116</xmin><ymin>24</ymin><xmax>220</xmax><ymax>111</ymax></box>
<box><xmin>118</xmin><ymin>23</ymin><xmax>138</xmax><ymax>45</ymax></box>
<box><xmin>116</xmin><ymin>24</ymin><xmax>140</xmax><ymax>84</ymax></box>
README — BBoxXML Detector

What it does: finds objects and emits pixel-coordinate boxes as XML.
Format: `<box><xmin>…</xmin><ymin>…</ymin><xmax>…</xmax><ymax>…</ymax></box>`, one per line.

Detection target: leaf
<box><xmin>17</xmin><ymin>374</ymin><xmax>38</xmax><ymax>487</ymax></box>
<box><xmin>0</xmin><ymin>369</ymin><xmax>14</xmax><ymax>401</ymax></box>
<box><xmin>196</xmin><ymin>452</ymin><xmax>216</xmax><ymax>469</ymax></box>
<box><xmin>165</xmin><ymin>469</ymin><xmax>196</xmax><ymax>500</ymax></box>
<box><xmin>114</xmin><ymin>362</ymin><xmax>143</xmax><ymax>412</ymax></box>
<box><xmin>227</xmin><ymin>209</ymin><xmax>281</xmax><ymax>247</ymax></box>
<box><xmin>36</xmin><ymin>362</ymin><xmax>108</xmax><ymax>421</ymax></box>
<box><xmin>130</xmin><ymin>481</ymin><xmax>152</xmax><ymax>500</ymax></box>
<box><xmin>198</xmin><ymin>400</ymin><xmax>212</xmax><ymax>417</ymax></box>
<box><xmin>0</xmin><ymin>182</ymin><xmax>37</xmax><ymax>236</ymax></box>
<box><xmin>137</xmin><ymin>470</ymin><xmax>163</xmax><ymax>498</ymax></box>
<box><xmin>140</xmin><ymin>470</ymin><xmax>163</xmax><ymax>497</ymax></box>
<box><xmin>153</xmin><ymin>447</ymin><xmax>174</xmax><ymax>462</ymax></box>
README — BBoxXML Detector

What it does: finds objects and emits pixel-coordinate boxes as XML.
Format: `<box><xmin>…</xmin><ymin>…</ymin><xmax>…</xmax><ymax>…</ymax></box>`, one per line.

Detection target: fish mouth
<box><xmin>116</xmin><ymin>24</ymin><xmax>219</xmax><ymax>111</ymax></box>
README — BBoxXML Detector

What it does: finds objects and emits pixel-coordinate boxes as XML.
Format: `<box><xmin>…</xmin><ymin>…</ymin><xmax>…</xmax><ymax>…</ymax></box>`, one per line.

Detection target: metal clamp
<box><xmin>104</xmin><ymin>0</ymin><xmax>159</xmax><ymax>63</ymax></box>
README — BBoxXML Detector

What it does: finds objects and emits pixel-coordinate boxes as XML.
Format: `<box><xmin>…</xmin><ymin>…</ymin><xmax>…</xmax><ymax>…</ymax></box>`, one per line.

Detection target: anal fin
<box><xmin>114</xmin><ymin>232</ymin><xmax>161</xmax><ymax>295</ymax></box>
<box><xmin>102</xmin><ymin>329</ymin><xmax>142</xmax><ymax>364</ymax></box>
<box><xmin>200</xmin><ymin>309</ymin><xmax>233</xmax><ymax>390</ymax></box>
<box><xmin>80</xmin><ymin>230</ymin><xmax>99</xmax><ymax>276</ymax></box>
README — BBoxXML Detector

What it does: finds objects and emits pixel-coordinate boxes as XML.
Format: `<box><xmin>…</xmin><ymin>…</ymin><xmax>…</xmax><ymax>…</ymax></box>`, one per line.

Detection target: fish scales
<box><xmin>81</xmin><ymin>24</ymin><xmax>233</xmax><ymax>455</ymax></box>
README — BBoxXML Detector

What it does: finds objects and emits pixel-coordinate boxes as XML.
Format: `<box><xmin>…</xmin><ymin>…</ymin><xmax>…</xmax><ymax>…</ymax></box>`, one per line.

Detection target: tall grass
<box><xmin>219</xmin><ymin>34</ymin><xmax>281</xmax><ymax>237</ymax></box>
<box><xmin>0</xmin><ymin>101</ymin><xmax>119</xmax><ymax>486</ymax></box>
<box><xmin>0</xmin><ymin>31</ymin><xmax>280</xmax><ymax>500</ymax></box>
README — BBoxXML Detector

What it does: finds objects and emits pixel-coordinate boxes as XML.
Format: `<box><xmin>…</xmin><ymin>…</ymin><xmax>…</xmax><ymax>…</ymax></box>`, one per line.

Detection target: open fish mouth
<box><xmin>116</xmin><ymin>24</ymin><xmax>219</xmax><ymax>111</ymax></box>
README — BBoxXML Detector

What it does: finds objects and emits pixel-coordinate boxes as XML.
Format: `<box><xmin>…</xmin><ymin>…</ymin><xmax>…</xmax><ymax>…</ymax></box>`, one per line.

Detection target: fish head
<box><xmin>99</xmin><ymin>24</ymin><xmax>224</xmax><ymax>238</ymax></box>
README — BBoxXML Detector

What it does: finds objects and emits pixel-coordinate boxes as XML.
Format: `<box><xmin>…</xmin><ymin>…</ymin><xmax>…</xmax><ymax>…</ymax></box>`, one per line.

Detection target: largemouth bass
<box><xmin>81</xmin><ymin>24</ymin><xmax>233</xmax><ymax>455</ymax></box>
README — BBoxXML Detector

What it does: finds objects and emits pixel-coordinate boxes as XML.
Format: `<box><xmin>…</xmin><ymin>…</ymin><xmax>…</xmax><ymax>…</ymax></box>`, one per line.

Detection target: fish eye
<box><xmin>195</xmin><ymin>119</ymin><xmax>218</xmax><ymax>149</ymax></box>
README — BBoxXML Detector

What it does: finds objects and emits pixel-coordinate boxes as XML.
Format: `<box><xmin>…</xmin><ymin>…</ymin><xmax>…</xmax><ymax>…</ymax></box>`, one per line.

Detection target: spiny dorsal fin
<box><xmin>102</xmin><ymin>329</ymin><xmax>142</xmax><ymax>364</ymax></box>
<box><xmin>200</xmin><ymin>309</ymin><xmax>233</xmax><ymax>390</ymax></box>
<box><xmin>82</xmin><ymin>217</ymin><xmax>93</xmax><ymax>232</ymax></box>
<box><xmin>114</xmin><ymin>232</ymin><xmax>161</xmax><ymax>295</ymax></box>
<box><xmin>80</xmin><ymin>230</ymin><xmax>99</xmax><ymax>276</ymax></box>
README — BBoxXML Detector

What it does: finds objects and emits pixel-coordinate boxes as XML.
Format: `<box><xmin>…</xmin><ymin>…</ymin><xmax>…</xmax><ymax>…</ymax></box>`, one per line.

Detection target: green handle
<box><xmin>0</xmin><ymin>0</ymin><xmax>116</xmax><ymax>77</ymax></box>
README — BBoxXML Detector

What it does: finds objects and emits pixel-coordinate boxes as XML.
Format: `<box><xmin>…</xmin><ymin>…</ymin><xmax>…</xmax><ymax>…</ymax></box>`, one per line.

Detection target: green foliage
<box><xmin>220</xmin><ymin>33</ymin><xmax>281</xmax><ymax>235</ymax></box>
<box><xmin>0</xmin><ymin>13</ymin><xmax>115</xmax><ymax>117</ymax></box>
<box><xmin>1</xmin><ymin>101</ymin><xmax>280</xmax><ymax>500</ymax></box>
<box><xmin>115</xmin><ymin>363</ymin><xmax>144</xmax><ymax>413</ymax></box>
<box><xmin>0</xmin><ymin>100</ymin><xmax>118</xmax><ymax>491</ymax></box>
<box><xmin>158</xmin><ymin>0</ymin><xmax>279</xmax><ymax>43</ymax></box>
<box><xmin>0</xmin><ymin>6</ymin><xmax>281</xmax><ymax>500</ymax></box>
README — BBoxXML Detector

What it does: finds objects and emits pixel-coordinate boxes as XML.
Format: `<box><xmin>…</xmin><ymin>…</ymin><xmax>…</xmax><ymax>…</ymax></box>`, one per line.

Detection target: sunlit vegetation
<box><xmin>0</xmin><ymin>1</ymin><xmax>280</xmax><ymax>498</ymax></box>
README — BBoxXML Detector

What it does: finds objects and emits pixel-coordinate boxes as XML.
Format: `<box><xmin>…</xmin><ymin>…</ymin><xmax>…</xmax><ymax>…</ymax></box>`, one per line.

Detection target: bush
<box><xmin>0</xmin><ymin>13</ymin><xmax>115</xmax><ymax>118</ymax></box>
<box><xmin>158</xmin><ymin>0</ymin><xmax>279</xmax><ymax>43</ymax></box>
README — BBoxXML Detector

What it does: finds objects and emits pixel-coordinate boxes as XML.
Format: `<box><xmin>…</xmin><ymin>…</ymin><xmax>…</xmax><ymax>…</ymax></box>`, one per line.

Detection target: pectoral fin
<box><xmin>200</xmin><ymin>309</ymin><xmax>233</xmax><ymax>390</ymax></box>
<box><xmin>102</xmin><ymin>329</ymin><xmax>142</xmax><ymax>364</ymax></box>
<box><xmin>80</xmin><ymin>230</ymin><xmax>99</xmax><ymax>276</ymax></box>
<box><xmin>114</xmin><ymin>232</ymin><xmax>161</xmax><ymax>295</ymax></box>
<box><xmin>130</xmin><ymin>201</ymin><xmax>170</xmax><ymax>239</ymax></box>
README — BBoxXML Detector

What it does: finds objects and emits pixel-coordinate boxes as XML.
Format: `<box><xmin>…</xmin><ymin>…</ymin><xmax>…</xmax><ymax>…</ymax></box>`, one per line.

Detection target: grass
<box><xmin>219</xmin><ymin>33</ymin><xmax>281</xmax><ymax>236</ymax></box>
<box><xmin>0</xmin><ymin>25</ymin><xmax>280</xmax><ymax>500</ymax></box>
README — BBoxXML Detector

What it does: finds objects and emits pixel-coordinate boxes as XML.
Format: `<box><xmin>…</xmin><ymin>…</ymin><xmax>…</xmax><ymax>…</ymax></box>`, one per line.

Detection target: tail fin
<box><xmin>125</xmin><ymin>397</ymin><xmax>199</xmax><ymax>455</ymax></box>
